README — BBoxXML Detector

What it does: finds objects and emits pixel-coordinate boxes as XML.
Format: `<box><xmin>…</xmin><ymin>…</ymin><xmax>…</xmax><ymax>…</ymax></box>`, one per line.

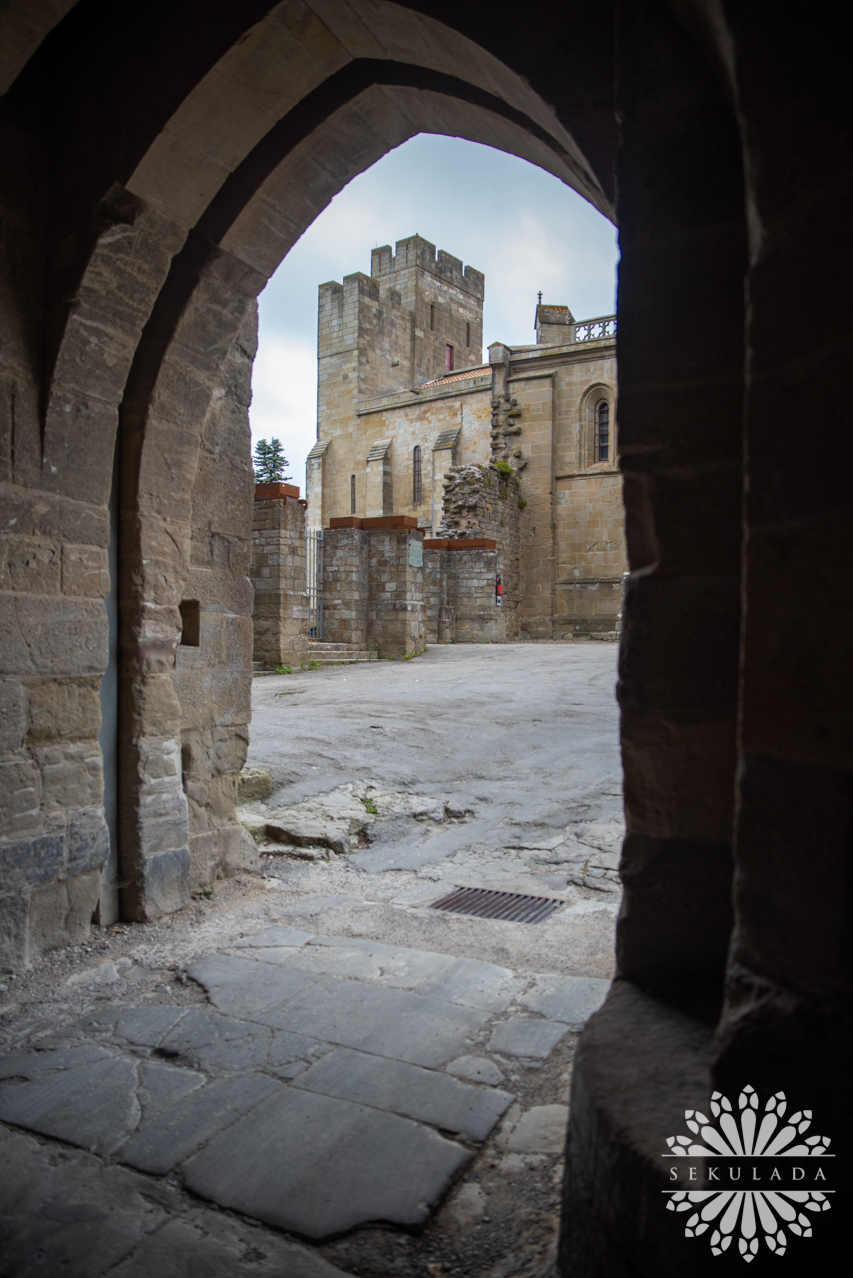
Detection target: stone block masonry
<box><xmin>438</xmin><ymin>463</ymin><xmax>521</xmax><ymax>640</ymax></box>
<box><xmin>251</xmin><ymin>487</ymin><xmax>309</xmax><ymax>670</ymax></box>
<box><xmin>423</xmin><ymin>543</ymin><xmax>506</xmax><ymax>644</ymax></box>
<box><xmin>323</xmin><ymin>520</ymin><xmax>425</xmax><ymax>658</ymax></box>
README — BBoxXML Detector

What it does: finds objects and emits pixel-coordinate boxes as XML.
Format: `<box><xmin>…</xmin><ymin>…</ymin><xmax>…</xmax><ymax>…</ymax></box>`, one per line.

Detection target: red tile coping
<box><xmin>327</xmin><ymin>515</ymin><xmax>421</xmax><ymax>531</ymax></box>
<box><xmin>254</xmin><ymin>482</ymin><xmax>300</xmax><ymax>501</ymax></box>
<box><xmin>424</xmin><ymin>538</ymin><xmax>497</xmax><ymax>551</ymax></box>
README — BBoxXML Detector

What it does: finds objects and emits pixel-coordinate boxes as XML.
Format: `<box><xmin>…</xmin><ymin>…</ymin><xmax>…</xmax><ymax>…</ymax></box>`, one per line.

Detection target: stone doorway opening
<box><xmin>2</xmin><ymin>2</ymin><xmax>847</xmax><ymax>1274</ymax></box>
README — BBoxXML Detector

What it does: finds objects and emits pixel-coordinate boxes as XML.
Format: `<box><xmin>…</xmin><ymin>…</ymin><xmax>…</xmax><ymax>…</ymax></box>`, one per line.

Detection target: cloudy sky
<box><xmin>249</xmin><ymin>134</ymin><xmax>620</xmax><ymax>488</ymax></box>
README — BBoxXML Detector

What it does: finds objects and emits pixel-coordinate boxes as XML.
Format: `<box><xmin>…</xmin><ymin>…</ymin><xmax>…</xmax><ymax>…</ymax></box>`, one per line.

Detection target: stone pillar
<box><xmin>322</xmin><ymin>525</ymin><xmax>369</xmax><ymax>647</ymax></box>
<box><xmin>305</xmin><ymin>438</ymin><xmax>329</xmax><ymax>529</ymax></box>
<box><xmin>250</xmin><ymin>483</ymin><xmax>309</xmax><ymax>670</ymax></box>
<box><xmin>366</xmin><ymin>525</ymin><xmax>425</xmax><ymax>658</ymax></box>
<box><xmin>365</xmin><ymin>439</ymin><xmax>392</xmax><ymax>516</ymax></box>
<box><xmin>558</xmin><ymin>1</ymin><xmax>747</xmax><ymax>1271</ymax></box>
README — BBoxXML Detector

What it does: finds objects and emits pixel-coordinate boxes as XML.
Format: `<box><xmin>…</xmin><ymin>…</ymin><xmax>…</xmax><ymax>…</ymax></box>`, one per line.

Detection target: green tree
<box><xmin>253</xmin><ymin>437</ymin><xmax>291</xmax><ymax>483</ymax></box>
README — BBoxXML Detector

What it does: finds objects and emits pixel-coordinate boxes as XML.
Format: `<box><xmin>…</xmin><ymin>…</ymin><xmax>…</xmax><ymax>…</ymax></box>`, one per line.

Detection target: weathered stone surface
<box><xmin>187</xmin><ymin>952</ymin><xmax>321</xmax><ymax>1021</ymax></box>
<box><xmin>236</xmin><ymin>767</ymin><xmax>274</xmax><ymax>802</ymax></box>
<box><xmin>61</xmin><ymin>544</ymin><xmax>110</xmax><ymax>597</ymax></box>
<box><xmin>287</xmin><ymin>936</ymin><xmax>452</xmax><ymax>987</ymax></box>
<box><xmin>125</xmin><ymin>846</ymin><xmax>191</xmax><ymax>921</ymax></box>
<box><xmin>107</xmin><ymin>1215</ymin><xmax>349</xmax><ymax>1278</ymax></box>
<box><xmin>0</xmin><ymin>1126</ymin><xmax>352</xmax><ymax>1278</ymax></box>
<box><xmin>446</xmin><ymin>1054</ymin><xmax>506</xmax><ymax>1086</ymax></box>
<box><xmin>519</xmin><ymin>974</ymin><xmax>611</xmax><ymax>1026</ymax></box>
<box><xmin>293</xmin><ymin>1046</ymin><xmax>514</xmax><ymax>1140</ymax></box>
<box><xmin>489</xmin><ymin>1016</ymin><xmax>568</xmax><ymax>1060</ymax></box>
<box><xmin>268</xmin><ymin>974</ymin><xmax>490</xmax><ymax>1067</ymax></box>
<box><xmin>0</xmin><ymin>1056</ymin><xmax>139</xmax><ymax>1154</ymax></box>
<box><xmin>118</xmin><ymin>1072</ymin><xmax>281</xmax><ymax>1175</ymax></box>
<box><xmin>183</xmin><ymin>1086</ymin><xmax>472</xmax><ymax>1238</ymax></box>
<box><xmin>414</xmin><ymin>956</ymin><xmax>522</xmax><ymax>1012</ymax></box>
<box><xmin>0</xmin><ymin>678</ymin><xmax>26</xmax><ymax>751</ymax></box>
<box><xmin>114</xmin><ymin>1006</ymin><xmax>187</xmax><ymax>1046</ymax></box>
<box><xmin>0</xmin><ymin>1043</ymin><xmax>112</xmax><ymax>1079</ymax></box>
<box><xmin>233</xmin><ymin>925</ymin><xmax>314</xmax><ymax>948</ymax></box>
<box><xmin>505</xmin><ymin>1104</ymin><xmax>568</xmax><ymax>1153</ymax></box>
<box><xmin>159</xmin><ymin>1008</ymin><xmax>272</xmax><ymax>1074</ymax></box>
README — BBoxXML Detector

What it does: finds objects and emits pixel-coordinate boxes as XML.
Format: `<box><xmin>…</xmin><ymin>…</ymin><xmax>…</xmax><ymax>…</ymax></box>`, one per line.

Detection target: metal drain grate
<box><xmin>430</xmin><ymin>885</ymin><xmax>563</xmax><ymax>925</ymax></box>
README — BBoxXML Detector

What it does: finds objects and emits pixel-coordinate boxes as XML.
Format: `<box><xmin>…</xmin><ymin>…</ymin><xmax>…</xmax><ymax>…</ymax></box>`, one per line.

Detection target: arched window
<box><xmin>412</xmin><ymin>446</ymin><xmax>422</xmax><ymax>505</ymax></box>
<box><xmin>595</xmin><ymin>401</ymin><xmax>610</xmax><ymax>462</ymax></box>
<box><xmin>350</xmin><ymin>474</ymin><xmax>356</xmax><ymax>514</ymax></box>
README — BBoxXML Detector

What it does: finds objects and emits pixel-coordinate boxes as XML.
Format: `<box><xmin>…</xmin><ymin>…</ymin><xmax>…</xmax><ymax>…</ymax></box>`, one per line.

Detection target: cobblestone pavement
<box><xmin>0</xmin><ymin>644</ymin><xmax>621</xmax><ymax>1278</ymax></box>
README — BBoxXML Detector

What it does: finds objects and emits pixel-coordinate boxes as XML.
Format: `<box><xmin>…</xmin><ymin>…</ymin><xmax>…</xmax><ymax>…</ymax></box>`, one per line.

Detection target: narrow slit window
<box><xmin>466</xmin><ymin>321</ymin><xmax>471</xmax><ymax>348</ymax></box>
<box><xmin>412</xmin><ymin>446</ymin><xmax>422</xmax><ymax>505</ymax></box>
<box><xmin>596</xmin><ymin>401</ymin><xmax>610</xmax><ymax>462</ymax></box>
<box><xmin>179</xmin><ymin>599</ymin><xmax>200</xmax><ymax>646</ymax></box>
<box><xmin>446</xmin><ymin>344</ymin><xmax>454</xmax><ymax>372</ymax></box>
<box><xmin>350</xmin><ymin>474</ymin><xmax>356</xmax><ymax>514</ymax></box>
<box><xmin>429</xmin><ymin>304</ymin><xmax>435</xmax><ymax>331</ymax></box>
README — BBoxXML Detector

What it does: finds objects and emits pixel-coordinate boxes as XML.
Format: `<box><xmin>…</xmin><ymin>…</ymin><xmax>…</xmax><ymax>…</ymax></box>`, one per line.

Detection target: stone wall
<box><xmin>322</xmin><ymin>526</ymin><xmax>370</xmax><ymax>649</ymax></box>
<box><xmin>170</xmin><ymin>307</ymin><xmax>259</xmax><ymax>890</ymax></box>
<box><xmin>423</xmin><ymin>542</ymin><xmax>505</xmax><ymax>644</ymax></box>
<box><xmin>322</xmin><ymin>518</ymin><xmax>425</xmax><ymax>658</ymax></box>
<box><xmin>438</xmin><ymin>463</ymin><xmax>521</xmax><ymax>640</ymax></box>
<box><xmin>251</xmin><ymin>484</ymin><xmax>309</xmax><ymax>671</ymax></box>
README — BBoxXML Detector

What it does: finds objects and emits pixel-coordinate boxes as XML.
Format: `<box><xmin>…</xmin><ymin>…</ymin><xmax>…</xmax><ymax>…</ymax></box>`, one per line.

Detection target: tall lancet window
<box><xmin>412</xmin><ymin>446</ymin><xmax>422</xmax><ymax>505</ymax></box>
<box><xmin>596</xmin><ymin>401</ymin><xmax>610</xmax><ymax>462</ymax></box>
<box><xmin>350</xmin><ymin>474</ymin><xmax>356</xmax><ymax>514</ymax></box>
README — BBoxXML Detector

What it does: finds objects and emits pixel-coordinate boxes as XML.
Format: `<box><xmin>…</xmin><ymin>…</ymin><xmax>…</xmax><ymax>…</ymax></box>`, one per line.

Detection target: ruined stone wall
<box><xmin>171</xmin><ymin>308</ymin><xmax>258</xmax><ymax>889</ymax></box>
<box><xmin>438</xmin><ymin>463</ymin><xmax>521</xmax><ymax>640</ymax></box>
<box><xmin>251</xmin><ymin>488</ymin><xmax>309</xmax><ymax>670</ymax></box>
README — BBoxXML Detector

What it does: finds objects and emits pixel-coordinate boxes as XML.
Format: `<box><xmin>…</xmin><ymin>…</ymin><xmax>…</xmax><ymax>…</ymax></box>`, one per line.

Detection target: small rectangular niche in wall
<box><xmin>179</xmin><ymin>599</ymin><xmax>201</xmax><ymax>646</ymax></box>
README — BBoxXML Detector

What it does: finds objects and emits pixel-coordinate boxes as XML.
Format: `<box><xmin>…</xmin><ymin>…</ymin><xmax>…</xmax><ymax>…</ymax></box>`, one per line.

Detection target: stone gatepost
<box><xmin>366</xmin><ymin>522</ymin><xmax>425</xmax><ymax>658</ymax></box>
<box><xmin>250</xmin><ymin>482</ymin><xmax>309</xmax><ymax>670</ymax></box>
<box><xmin>323</xmin><ymin>522</ymin><xmax>369</xmax><ymax>647</ymax></box>
<box><xmin>322</xmin><ymin>516</ymin><xmax>425</xmax><ymax>657</ymax></box>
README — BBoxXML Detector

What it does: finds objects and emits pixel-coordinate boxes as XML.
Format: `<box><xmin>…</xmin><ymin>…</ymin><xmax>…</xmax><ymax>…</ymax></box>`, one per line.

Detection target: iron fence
<box><xmin>306</xmin><ymin>527</ymin><xmax>323</xmax><ymax>640</ymax></box>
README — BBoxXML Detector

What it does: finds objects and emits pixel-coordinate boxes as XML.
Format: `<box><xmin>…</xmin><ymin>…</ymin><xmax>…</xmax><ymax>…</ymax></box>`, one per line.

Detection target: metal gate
<box><xmin>306</xmin><ymin>528</ymin><xmax>323</xmax><ymax>640</ymax></box>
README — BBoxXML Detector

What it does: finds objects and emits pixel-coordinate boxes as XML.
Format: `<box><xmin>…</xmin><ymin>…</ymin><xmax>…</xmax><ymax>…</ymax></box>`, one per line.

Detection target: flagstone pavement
<box><xmin>0</xmin><ymin>926</ymin><xmax>608</xmax><ymax>1275</ymax></box>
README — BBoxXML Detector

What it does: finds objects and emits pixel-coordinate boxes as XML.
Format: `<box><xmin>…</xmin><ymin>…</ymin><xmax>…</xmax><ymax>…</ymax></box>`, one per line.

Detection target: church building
<box><xmin>305</xmin><ymin>235</ymin><xmax>625</xmax><ymax>639</ymax></box>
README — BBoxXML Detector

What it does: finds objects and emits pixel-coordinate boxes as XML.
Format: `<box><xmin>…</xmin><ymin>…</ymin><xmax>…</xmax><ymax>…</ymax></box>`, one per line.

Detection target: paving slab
<box><xmin>446</xmin><ymin>1054</ymin><xmax>506</xmax><ymax>1086</ymax></box>
<box><xmin>157</xmin><ymin>1008</ymin><xmax>272</xmax><ymax>1074</ymax></box>
<box><xmin>489</xmin><ymin>1016</ymin><xmax>568</xmax><ymax>1060</ymax></box>
<box><xmin>107</xmin><ymin>1215</ymin><xmax>349</xmax><ymax>1278</ymax></box>
<box><xmin>118</xmin><ymin>1072</ymin><xmax>281</xmax><ymax>1175</ymax></box>
<box><xmin>0</xmin><ymin>1129</ymin><xmax>352</xmax><ymax>1278</ymax></box>
<box><xmin>271</xmin><ymin>974</ymin><xmax>489</xmax><ymax>1067</ymax></box>
<box><xmin>505</xmin><ymin>1104</ymin><xmax>569</xmax><ymax>1153</ymax></box>
<box><xmin>285</xmin><ymin>937</ymin><xmax>453</xmax><ymax>987</ymax></box>
<box><xmin>187</xmin><ymin>953</ymin><xmax>321</xmax><ymax>1020</ymax></box>
<box><xmin>519</xmin><ymin>973</ymin><xmax>610</xmax><ymax>1026</ymax></box>
<box><xmin>0</xmin><ymin>1041</ymin><xmax>112</xmax><ymax>1078</ymax></box>
<box><xmin>413</xmin><ymin>956</ymin><xmax>523</xmax><ymax>1012</ymax></box>
<box><xmin>0</xmin><ymin>1055</ymin><xmax>140</xmax><ymax>1155</ymax></box>
<box><xmin>183</xmin><ymin>1086</ymin><xmax>472</xmax><ymax>1238</ymax></box>
<box><xmin>293</xmin><ymin>1046</ymin><xmax>514</xmax><ymax>1140</ymax></box>
<box><xmin>114</xmin><ymin>1007</ymin><xmax>188</xmax><ymax>1047</ymax></box>
<box><xmin>234</xmin><ymin>926</ymin><xmax>315</xmax><ymax>948</ymax></box>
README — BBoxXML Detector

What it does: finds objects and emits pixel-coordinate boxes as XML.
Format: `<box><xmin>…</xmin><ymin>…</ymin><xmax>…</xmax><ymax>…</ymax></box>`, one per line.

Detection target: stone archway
<box><xmin>1</xmin><ymin>2</ymin><xmax>850</xmax><ymax>1274</ymax></box>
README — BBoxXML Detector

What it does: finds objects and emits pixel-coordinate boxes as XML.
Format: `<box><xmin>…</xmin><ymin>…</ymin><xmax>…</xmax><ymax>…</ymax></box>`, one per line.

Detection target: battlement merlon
<box><xmin>370</xmin><ymin>235</ymin><xmax>485</xmax><ymax>300</ymax></box>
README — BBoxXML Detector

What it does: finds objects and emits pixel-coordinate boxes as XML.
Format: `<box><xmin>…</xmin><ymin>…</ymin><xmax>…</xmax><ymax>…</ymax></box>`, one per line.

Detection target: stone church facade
<box><xmin>306</xmin><ymin>235</ymin><xmax>624</xmax><ymax>638</ymax></box>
